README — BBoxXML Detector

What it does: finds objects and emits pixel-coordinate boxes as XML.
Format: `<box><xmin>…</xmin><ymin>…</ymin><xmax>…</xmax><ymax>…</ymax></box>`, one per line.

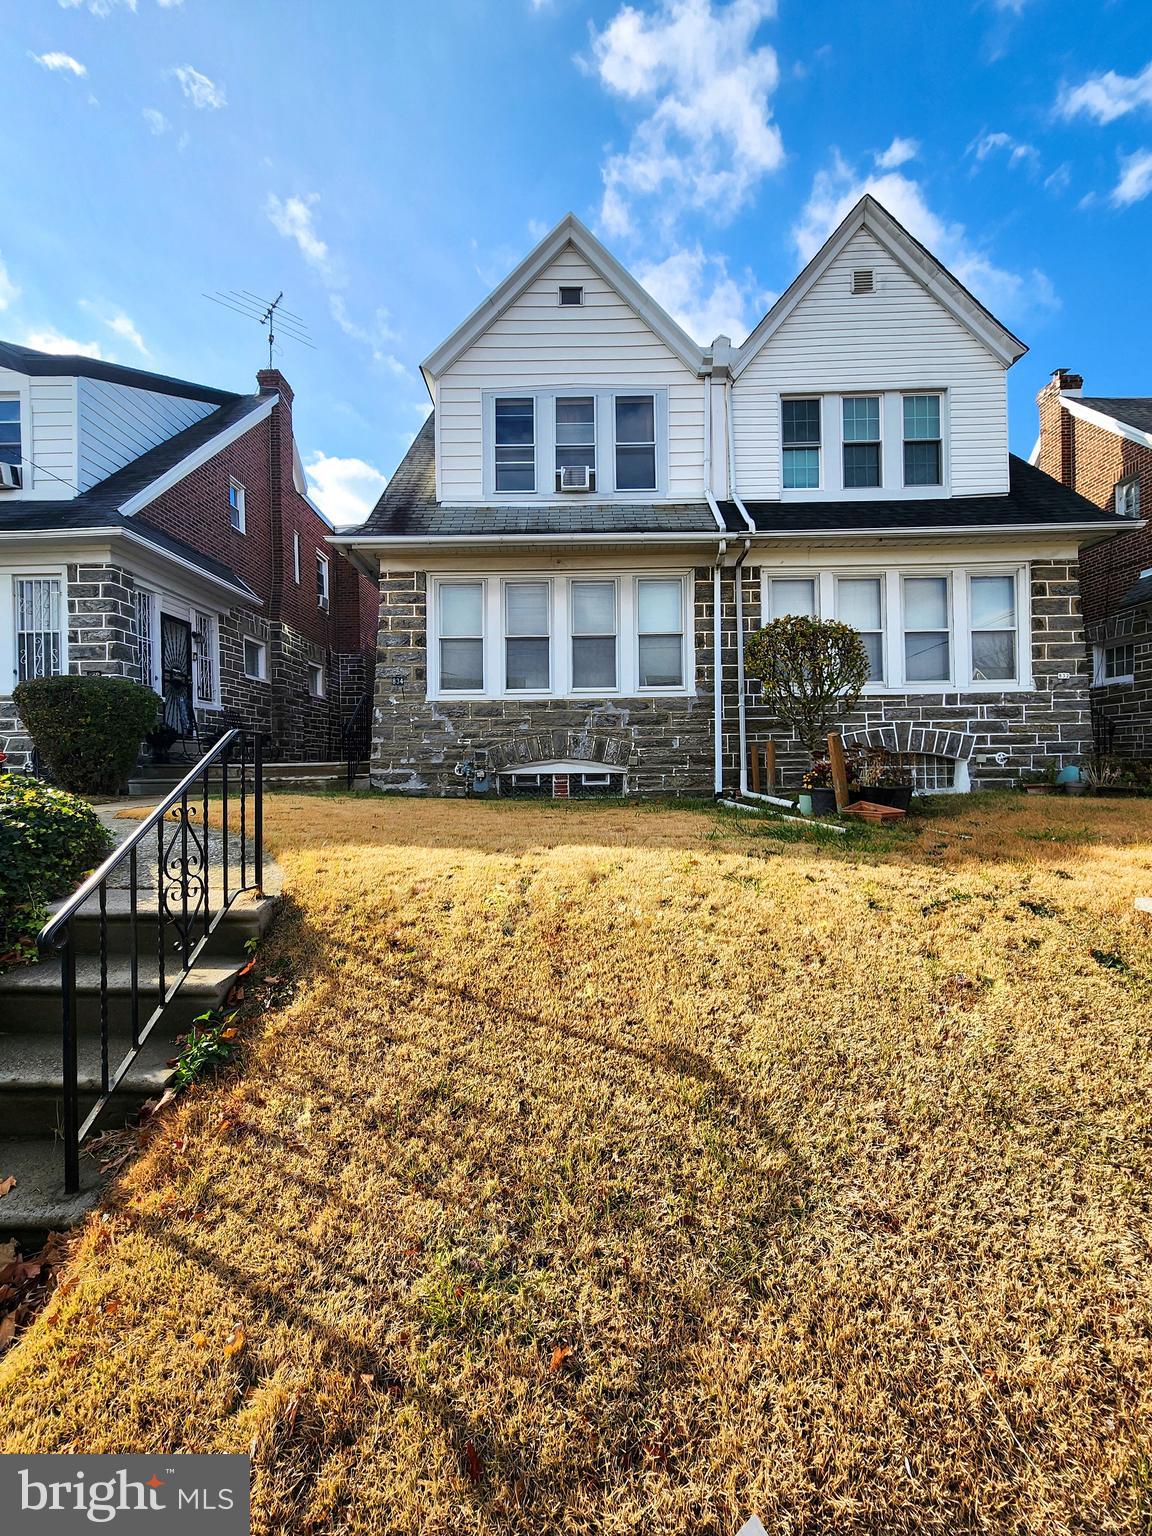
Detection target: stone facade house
<box><xmin>0</xmin><ymin>342</ymin><xmax>378</xmax><ymax>766</ymax></box>
<box><xmin>1034</xmin><ymin>374</ymin><xmax>1152</xmax><ymax>757</ymax></box>
<box><xmin>336</xmin><ymin>198</ymin><xmax>1132</xmax><ymax>798</ymax></box>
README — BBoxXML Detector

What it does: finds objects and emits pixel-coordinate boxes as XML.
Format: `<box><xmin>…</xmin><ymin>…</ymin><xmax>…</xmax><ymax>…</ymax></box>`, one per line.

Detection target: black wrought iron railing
<box><xmin>338</xmin><ymin>691</ymin><xmax>372</xmax><ymax>790</ymax></box>
<box><xmin>39</xmin><ymin>729</ymin><xmax>264</xmax><ymax>1192</ymax></box>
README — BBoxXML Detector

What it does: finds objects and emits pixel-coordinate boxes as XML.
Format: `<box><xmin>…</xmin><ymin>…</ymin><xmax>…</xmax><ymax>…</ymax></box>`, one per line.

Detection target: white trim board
<box><xmin>118</xmin><ymin>394</ymin><xmax>277</xmax><ymax>516</ymax></box>
<box><xmin>0</xmin><ymin>526</ymin><xmax>260</xmax><ymax>603</ymax></box>
<box><xmin>1060</xmin><ymin>395</ymin><xmax>1152</xmax><ymax>453</ymax></box>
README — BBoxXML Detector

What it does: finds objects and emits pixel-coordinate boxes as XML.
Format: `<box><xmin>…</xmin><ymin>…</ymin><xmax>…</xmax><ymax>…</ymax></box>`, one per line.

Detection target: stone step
<box><xmin>0</xmin><ymin>1136</ymin><xmax>105</xmax><ymax>1240</ymax></box>
<box><xmin>0</xmin><ymin>954</ymin><xmax>242</xmax><ymax>1037</ymax></box>
<box><xmin>52</xmin><ymin>889</ymin><xmax>269</xmax><ymax>956</ymax></box>
<box><xmin>130</xmin><ymin>759</ymin><xmax>367</xmax><ymax>782</ymax></box>
<box><xmin>0</xmin><ymin>1029</ymin><xmax>177</xmax><ymax>1137</ymax></box>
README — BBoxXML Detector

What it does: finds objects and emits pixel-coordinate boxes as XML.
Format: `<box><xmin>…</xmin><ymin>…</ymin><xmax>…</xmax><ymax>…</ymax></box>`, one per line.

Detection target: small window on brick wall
<box><xmin>316</xmin><ymin>553</ymin><xmax>330</xmax><ymax>611</ymax></box>
<box><xmin>243</xmin><ymin>637</ymin><xmax>267</xmax><ymax>682</ymax></box>
<box><xmin>308</xmin><ymin>661</ymin><xmax>325</xmax><ymax>698</ymax></box>
<box><xmin>1095</xmin><ymin>641</ymin><xmax>1135</xmax><ymax>685</ymax></box>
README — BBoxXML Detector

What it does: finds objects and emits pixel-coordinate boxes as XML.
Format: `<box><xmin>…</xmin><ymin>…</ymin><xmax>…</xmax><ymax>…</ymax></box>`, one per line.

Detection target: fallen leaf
<box><xmin>548</xmin><ymin>1345</ymin><xmax>573</xmax><ymax>1373</ymax></box>
<box><xmin>0</xmin><ymin>1176</ymin><xmax>16</xmax><ymax>1200</ymax></box>
<box><xmin>220</xmin><ymin>1028</ymin><xmax>238</xmax><ymax>1041</ymax></box>
<box><xmin>0</xmin><ymin>1316</ymin><xmax>16</xmax><ymax>1347</ymax></box>
<box><xmin>223</xmin><ymin>1325</ymin><xmax>246</xmax><ymax>1358</ymax></box>
<box><xmin>103</xmin><ymin>1300</ymin><xmax>120</xmax><ymax>1315</ymax></box>
<box><xmin>192</xmin><ymin>1332</ymin><xmax>209</xmax><ymax>1348</ymax></box>
<box><xmin>463</xmin><ymin>1439</ymin><xmax>483</xmax><ymax>1484</ymax></box>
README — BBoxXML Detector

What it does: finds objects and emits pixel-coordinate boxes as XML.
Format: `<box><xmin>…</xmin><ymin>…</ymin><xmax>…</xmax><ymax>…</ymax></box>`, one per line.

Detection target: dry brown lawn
<box><xmin>2</xmin><ymin>792</ymin><xmax>1152</xmax><ymax>1534</ymax></box>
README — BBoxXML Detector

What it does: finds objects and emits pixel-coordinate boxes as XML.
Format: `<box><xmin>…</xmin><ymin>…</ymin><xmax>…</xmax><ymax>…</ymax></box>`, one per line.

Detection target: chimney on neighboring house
<box><xmin>1035</xmin><ymin>367</ymin><xmax>1083</xmax><ymax>488</ymax></box>
<box><xmin>256</xmin><ymin>369</ymin><xmax>295</xmax><ymax>622</ymax></box>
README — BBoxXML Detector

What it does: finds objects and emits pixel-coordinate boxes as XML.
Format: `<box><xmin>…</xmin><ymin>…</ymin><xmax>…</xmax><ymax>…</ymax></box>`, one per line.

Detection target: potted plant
<box><xmin>744</xmin><ymin>616</ymin><xmax>871</xmax><ymax>807</ymax></box>
<box><xmin>1057</xmin><ymin>761</ymin><xmax>1088</xmax><ymax>796</ymax></box>
<box><xmin>1020</xmin><ymin>762</ymin><xmax>1058</xmax><ymax>794</ymax></box>
<box><xmin>1083</xmin><ymin>755</ymin><xmax>1126</xmax><ymax>795</ymax></box>
<box><xmin>854</xmin><ymin>746</ymin><xmax>914</xmax><ymax>810</ymax></box>
<box><xmin>802</xmin><ymin>755</ymin><xmax>855</xmax><ymax>815</ymax></box>
<box><xmin>144</xmin><ymin>724</ymin><xmax>180</xmax><ymax>764</ymax></box>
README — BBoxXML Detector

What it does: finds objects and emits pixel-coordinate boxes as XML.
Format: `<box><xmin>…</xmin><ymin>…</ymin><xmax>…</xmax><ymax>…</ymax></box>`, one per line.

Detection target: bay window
<box><xmin>439</xmin><ymin>582</ymin><xmax>485</xmax><ymax>691</ymax></box>
<box><xmin>782</xmin><ymin>398</ymin><xmax>821</xmax><ymax>489</ymax></box>
<box><xmin>903</xmin><ymin>395</ymin><xmax>942</xmax><ymax>486</ymax></box>
<box><xmin>504</xmin><ymin>581</ymin><xmax>550</xmax><ymax>691</ymax></box>
<box><xmin>902</xmin><ymin>576</ymin><xmax>951</xmax><ymax>681</ymax></box>
<box><xmin>430</xmin><ymin>573</ymin><xmax>690</xmax><ymax>697</ymax></box>
<box><xmin>615</xmin><ymin>396</ymin><xmax>656</xmax><ymax>491</ymax></box>
<box><xmin>571</xmin><ymin>580</ymin><xmax>617</xmax><ymax>689</ymax></box>
<box><xmin>836</xmin><ymin>577</ymin><xmax>884</xmax><ymax>681</ymax></box>
<box><xmin>495</xmin><ymin>397</ymin><xmax>536</xmax><ymax>493</ymax></box>
<box><xmin>842</xmin><ymin>396</ymin><xmax>881</xmax><ymax>488</ymax></box>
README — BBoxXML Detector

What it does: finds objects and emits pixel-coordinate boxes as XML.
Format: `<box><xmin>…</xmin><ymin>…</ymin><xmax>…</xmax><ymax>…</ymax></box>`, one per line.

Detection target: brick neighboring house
<box><xmin>337</xmin><ymin>200</ymin><xmax>1132</xmax><ymax>799</ymax></box>
<box><xmin>1035</xmin><ymin>372</ymin><xmax>1152</xmax><ymax>757</ymax></box>
<box><xmin>0</xmin><ymin>341</ymin><xmax>378</xmax><ymax>766</ymax></box>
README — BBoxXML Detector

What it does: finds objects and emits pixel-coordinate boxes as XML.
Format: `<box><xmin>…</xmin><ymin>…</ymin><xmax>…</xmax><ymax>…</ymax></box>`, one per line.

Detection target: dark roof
<box><xmin>358</xmin><ymin>414</ymin><xmax>722</xmax><ymax>536</ymax></box>
<box><xmin>735</xmin><ymin>456</ymin><xmax>1130</xmax><ymax>535</ymax></box>
<box><xmin>1077</xmin><ymin>397</ymin><xmax>1152</xmax><ymax>436</ymax></box>
<box><xmin>0</xmin><ymin>339</ymin><xmax>237</xmax><ymax>406</ymax></box>
<box><xmin>0</xmin><ymin>393</ymin><xmax>269</xmax><ymax>596</ymax></box>
<box><xmin>1119</xmin><ymin>572</ymin><xmax>1152</xmax><ymax>610</ymax></box>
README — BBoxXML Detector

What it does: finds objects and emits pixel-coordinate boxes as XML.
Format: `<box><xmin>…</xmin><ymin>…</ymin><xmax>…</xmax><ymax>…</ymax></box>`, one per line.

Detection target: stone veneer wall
<box><xmin>737</xmin><ymin>558</ymin><xmax>1093</xmax><ymax>790</ymax></box>
<box><xmin>370</xmin><ymin>567</ymin><xmax>716</xmax><ymax>795</ymax></box>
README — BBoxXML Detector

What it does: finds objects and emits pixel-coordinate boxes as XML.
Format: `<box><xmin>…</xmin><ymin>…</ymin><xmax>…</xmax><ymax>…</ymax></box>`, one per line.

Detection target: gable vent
<box><xmin>851</xmin><ymin>268</ymin><xmax>875</xmax><ymax>295</ymax></box>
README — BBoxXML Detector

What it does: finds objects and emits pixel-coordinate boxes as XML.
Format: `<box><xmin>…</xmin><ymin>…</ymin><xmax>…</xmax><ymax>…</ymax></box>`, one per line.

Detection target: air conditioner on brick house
<box><xmin>0</xmin><ymin>463</ymin><xmax>22</xmax><ymax>490</ymax></box>
<box><xmin>559</xmin><ymin>465</ymin><xmax>592</xmax><ymax>492</ymax></box>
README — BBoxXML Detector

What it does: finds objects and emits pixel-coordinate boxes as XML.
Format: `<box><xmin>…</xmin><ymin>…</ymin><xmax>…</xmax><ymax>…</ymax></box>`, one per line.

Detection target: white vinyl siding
<box><xmin>436</xmin><ymin>244</ymin><xmax>705</xmax><ymax>502</ymax></box>
<box><xmin>76</xmin><ymin>378</ymin><xmax>215</xmax><ymax>492</ymax></box>
<box><xmin>732</xmin><ymin>227</ymin><xmax>1009</xmax><ymax>500</ymax></box>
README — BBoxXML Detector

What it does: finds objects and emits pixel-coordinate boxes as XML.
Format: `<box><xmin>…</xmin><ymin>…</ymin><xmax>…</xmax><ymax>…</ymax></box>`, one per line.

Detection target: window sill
<box><xmin>428</xmin><ymin>690</ymin><xmax>695</xmax><ymax>703</ymax></box>
<box><xmin>195</xmin><ymin>699</ymin><xmax>222</xmax><ymax>712</ymax></box>
<box><xmin>1093</xmin><ymin>676</ymin><xmax>1134</xmax><ymax>688</ymax></box>
<box><xmin>858</xmin><ymin>680</ymin><xmax>1034</xmax><ymax>695</ymax></box>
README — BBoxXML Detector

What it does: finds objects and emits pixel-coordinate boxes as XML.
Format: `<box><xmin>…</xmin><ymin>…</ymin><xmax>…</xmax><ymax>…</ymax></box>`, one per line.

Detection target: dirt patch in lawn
<box><xmin>2</xmin><ymin>794</ymin><xmax>1151</xmax><ymax>1535</ymax></box>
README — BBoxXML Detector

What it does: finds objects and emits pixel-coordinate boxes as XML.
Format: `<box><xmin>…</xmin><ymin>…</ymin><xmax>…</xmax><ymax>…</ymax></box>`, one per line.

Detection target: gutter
<box><xmin>328</xmin><ymin>530</ymin><xmax>726</xmax><ymax>550</ymax></box>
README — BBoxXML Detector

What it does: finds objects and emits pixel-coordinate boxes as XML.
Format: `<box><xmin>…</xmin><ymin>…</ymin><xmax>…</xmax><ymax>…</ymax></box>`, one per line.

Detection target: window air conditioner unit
<box><xmin>0</xmin><ymin>463</ymin><xmax>22</xmax><ymax>490</ymax></box>
<box><xmin>559</xmin><ymin>465</ymin><xmax>592</xmax><ymax>492</ymax></box>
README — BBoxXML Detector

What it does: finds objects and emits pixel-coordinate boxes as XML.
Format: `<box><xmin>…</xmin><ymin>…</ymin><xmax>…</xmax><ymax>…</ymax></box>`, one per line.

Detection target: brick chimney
<box><xmin>1035</xmin><ymin>368</ymin><xmax>1083</xmax><ymax>488</ymax></box>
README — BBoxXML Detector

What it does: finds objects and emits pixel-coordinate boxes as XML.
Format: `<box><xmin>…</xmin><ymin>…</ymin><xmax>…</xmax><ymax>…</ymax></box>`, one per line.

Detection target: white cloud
<box><xmin>1058</xmin><ymin>62</ymin><xmax>1152</xmax><ymax>125</ymax></box>
<box><xmin>173</xmin><ymin>65</ymin><xmax>226</xmax><ymax>110</ymax></box>
<box><xmin>634</xmin><ymin>245</ymin><xmax>772</xmax><ymax>344</ymax></box>
<box><xmin>142</xmin><ymin>107</ymin><xmax>170</xmax><ymax>135</ymax></box>
<box><xmin>304</xmin><ymin>452</ymin><xmax>388</xmax><ymax>529</ymax></box>
<box><xmin>58</xmin><ymin>0</ymin><xmax>138</xmax><ymax>12</ymax></box>
<box><xmin>1111</xmin><ymin>148</ymin><xmax>1152</xmax><ymax>207</ymax></box>
<box><xmin>794</xmin><ymin>156</ymin><xmax>1058</xmax><ymax>322</ymax></box>
<box><xmin>0</xmin><ymin>255</ymin><xmax>20</xmax><ymax>312</ymax></box>
<box><xmin>874</xmin><ymin>136</ymin><xmax>918</xmax><ymax>170</ymax></box>
<box><xmin>265</xmin><ymin>192</ymin><xmax>331</xmax><ymax>275</ymax></box>
<box><xmin>969</xmin><ymin>130</ymin><xmax>1039</xmax><ymax>169</ymax></box>
<box><xmin>30</xmin><ymin>51</ymin><xmax>88</xmax><ymax>77</ymax></box>
<box><xmin>22</xmin><ymin>328</ymin><xmax>107</xmax><ymax>360</ymax></box>
<box><xmin>588</xmin><ymin>0</ymin><xmax>782</xmax><ymax>236</ymax></box>
<box><xmin>329</xmin><ymin>295</ymin><xmax>409</xmax><ymax>375</ymax></box>
<box><xmin>80</xmin><ymin>301</ymin><xmax>150</xmax><ymax>355</ymax></box>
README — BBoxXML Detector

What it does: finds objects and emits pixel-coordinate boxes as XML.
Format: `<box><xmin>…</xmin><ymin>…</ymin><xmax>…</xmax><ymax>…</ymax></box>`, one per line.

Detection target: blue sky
<box><xmin>2</xmin><ymin>0</ymin><xmax>1151</xmax><ymax>524</ymax></box>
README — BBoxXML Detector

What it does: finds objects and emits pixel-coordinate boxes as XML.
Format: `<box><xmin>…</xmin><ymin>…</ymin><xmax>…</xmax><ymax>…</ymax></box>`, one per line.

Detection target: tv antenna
<box><xmin>202</xmin><ymin>289</ymin><xmax>316</xmax><ymax>367</ymax></box>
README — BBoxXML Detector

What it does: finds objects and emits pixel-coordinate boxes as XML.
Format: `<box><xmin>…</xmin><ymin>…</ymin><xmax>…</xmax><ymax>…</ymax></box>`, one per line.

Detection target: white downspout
<box><xmin>734</xmin><ymin>536</ymin><xmax>792</xmax><ymax>807</ymax></box>
<box><xmin>725</xmin><ymin>377</ymin><xmax>756</xmax><ymax>533</ymax></box>
<box><xmin>703</xmin><ymin>373</ymin><xmax>725</xmax><ymax>532</ymax></box>
<box><xmin>712</xmin><ymin>540</ymin><xmax>726</xmax><ymax>794</ymax></box>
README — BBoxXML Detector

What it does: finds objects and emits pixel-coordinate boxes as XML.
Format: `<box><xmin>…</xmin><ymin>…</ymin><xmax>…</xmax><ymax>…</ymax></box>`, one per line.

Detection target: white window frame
<box><xmin>293</xmin><ymin>531</ymin><xmax>301</xmax><ymax>584</ymax></box>
<box><xmin>192</xmin><ymin>608</ymin><xmax>220</xmax><ymax>709</ymax></box>
<box><xmin>5</xmin><ymin>569</ymin><xmax>67</xmax><ymax>687</ymax></box>
<box><xmin>242</xmin><ymin>636</ymin><xmax>268</xmax><ymax>683</ymax></box>
<box><xmin>307</xmin><ymin>660</ymin><xmax>326</xmax><ymax>698</ymax></box>
<box><xmin>0</xmin><ymin>393</ymin><xmax>23</xmax><ymax>479</ymax></box>
<box><xmin>557</xmin><ymin>284</ymin><xmax>585</xmax><ymax>307</ymax></box>
<box><xmin>502</xmin><ymin>578</ymin><xmax>553</xmax><ymax>694</ymax></box>
<box><xmin>228</xmin><ymin>478</ymin><xmax>246</xmax><ymax>534</ymax></box>
<box><xmin>759</xmin><ymin>563</ymin><xmax>1031</xmax><ymax>693</ymax></box>
<box><xmin>481</xmin><ymin>389</ymin><xmax>669</xmax><ymax>500</ymax></box>
<box><xmin>778</xmin><ymin>390</ymin><xmax>950</xmax><ymax>500</ymax></box>
<box><xmin>316</xmin><ymin>552</ymin><xmax>330</xmax><ymax>612</ymax></box>
<box><xmin>781</xmin><ymin>396</ymin><xmax>822</xmax><ymax>491</ymax></box>
<box><xmin>1115</xmin><ymin>477</ymin><xmax>1141</xmax><ymax>518</ymax></box>
<box><xmin>841</xmin><ymin>395</ymin><xmax>883</xmax><ymax>489</ymax></box>
<box><xmin>427</xmin><ymin>571</ymin><xmax>694</xmax><ymax>701</ymax></box>
<box><xmin>1094</xmin><ymin>640</ymin><xmax>1135</xmax><ymax>686</ymax></box>
<box><xmin>569</xmin><ymin>577</ymin><xmax>619</xmax><ymax>694</ymax></box>
<box><xmin>835</xmin><ymin>574</ymin><xmax>886</xmax><ymax>684</ymax></box>
<box><xmin>133</xmin><ymin>585</ymin><xmax>161</xmax><ymax>693</ymax></box>
<box><xmin>901</xmin><ymin>394</ymin><xmax>945</xmax><ymax>490</ymax></box>
<box><xmin>634</xmin><ymin>575</ymin><xmax>688</xmax><ymax>692</ymax></box>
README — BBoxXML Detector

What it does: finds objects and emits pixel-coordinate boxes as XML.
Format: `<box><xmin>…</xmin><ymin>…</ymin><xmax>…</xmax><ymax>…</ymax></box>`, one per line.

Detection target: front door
<box><xmin>160</xmin><ymin>615</ymin><xmax>195</xmax><ymax>738</ymax></box>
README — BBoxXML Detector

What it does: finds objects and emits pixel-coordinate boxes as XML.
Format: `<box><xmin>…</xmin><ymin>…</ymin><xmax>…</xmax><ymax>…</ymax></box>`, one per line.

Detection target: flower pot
<box><xmin>809</xmin><ymin>788</ymin><xmax>837</xmax><ymax>815</ymax></box>
<box><xmin>797</xmin><ymin>792</ymin><xmax>814</xmax><ymax>816</ymax></box>
<box><xmin>1065</xmin><ymin>782</ymin><xmax>1088</xmax><ymax>797</ymax></box>
<box><xmin>860</xmin><ymin>784</ymin><xmax>913</xmax><ymax>811</ymax></box>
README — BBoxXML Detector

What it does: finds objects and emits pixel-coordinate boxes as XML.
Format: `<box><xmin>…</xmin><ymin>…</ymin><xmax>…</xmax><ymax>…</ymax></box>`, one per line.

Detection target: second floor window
<box><xmin>316</xmin><ymin>552</ymin><xmax>330</xmax><ymax>611</ymax></box>
<box><xmin>903</xmin><ymin>395</ymin><xmax>942</xmax><ymax>487</ymax></box>
<box><xmin>842</xmin><ymin>396</ymin><xmax>881</xmax><ymax>488</ymax></box>
<box><xmin>0</xmin><ymin>399</ymin><xmax>20</xmax><ymax>468</ymax></box>
<box><xmin>228</xmin><ymin>478</ymin><xmax>246</xmax><ymax>533</ymax></box>
<box><xmin>495</xmin><ymin>397</ymin><xmax>536</xmax><ymax>493</ymax></box>
<box><xmin>783</xmin><ymin>398</ymin><xmax>821</xmax><ymax>489</ymax></box>
<box><xmin>1116</xmin><ymin>477</ymin><xmax>1141</xmax><ymax>518</ymax></box>
<box><xmin>615</xmin><ymin>396</ymin><xmax>657</xmax><ymax>492</ymax></box>
<box><xmin>555</xmin><ymin>397</ymin><xmax>596</xmax><ymax>491</ymax></box>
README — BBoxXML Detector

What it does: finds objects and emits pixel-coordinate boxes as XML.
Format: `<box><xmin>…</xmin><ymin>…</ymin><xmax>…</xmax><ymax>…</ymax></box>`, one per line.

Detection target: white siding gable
<box><xmin>732</xmin><ymin>228</ymin><xmax>1009</xmax><ymax>500</ymax></box>
<box><xmin>76</xmin><ymin>378</ymin><xmax>216</xmax><ymax>492</ymax></box>
<box><xmin>436</xmin><ymin>243</ymin><xmax>705</xmax><ymax>502</ymax></box>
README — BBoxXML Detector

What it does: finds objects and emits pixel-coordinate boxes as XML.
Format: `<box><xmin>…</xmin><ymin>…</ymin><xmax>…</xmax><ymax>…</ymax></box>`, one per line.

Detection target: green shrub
<box><xmin>0</xmin><ymin>773</ymin><xmax>112</xmax><ymax>968</ymax></box>
<box><xmin>14</xmin><ymin>675</ymin><xmax>161</xmax><ymax>794</ymax></box>
<box><xmin>745</xmin><ymin>616</ymin><xmax>872</xmax><ymax>759</ymax></box>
